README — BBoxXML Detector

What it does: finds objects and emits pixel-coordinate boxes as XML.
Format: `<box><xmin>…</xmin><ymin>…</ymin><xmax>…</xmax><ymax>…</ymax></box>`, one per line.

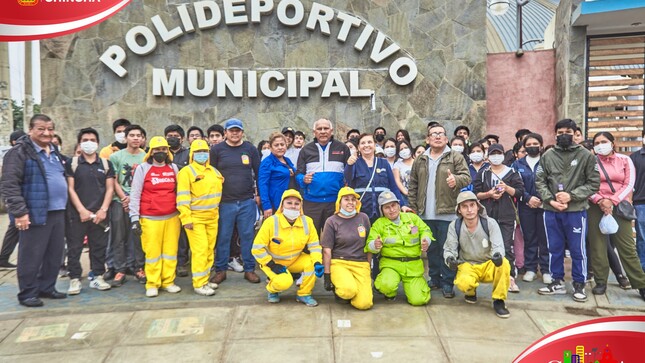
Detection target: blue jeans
<box><xmin>215</xmin><ymin>198</ymin><xmax>257</xmax><ymax>272</ymax></box>
<box><xmin>423</xmin><ymin>219</ymin><xmax>454</xmax><ymax>288</ymax></box>
<box><xmin>635</xmin><ymin>204</ymin><xmax>645</xmax><ymax>272</ymax></box>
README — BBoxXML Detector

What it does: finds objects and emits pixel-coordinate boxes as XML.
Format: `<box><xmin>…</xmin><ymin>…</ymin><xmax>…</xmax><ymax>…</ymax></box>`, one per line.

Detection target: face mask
<box><xmin>349</xmin><ymin>137</ymin><xmax>358</xmax><ymax>144</ymax></box>
<box><xmin>525</xmin><ymin>146</ymin><xmax>540</xmax><ymax>157</ymax></box>
<box><xmin>152</xmin><ymin>151</ymin><xmax>167</xmax><ymax>163</ymax></box>
<box><xmin>193</xmin><ymin>152</ymin><xmax>209</xmax><ymax>164</ymax></box>
<box><xmin>166</xmin><ymin>137</ymin><xmax>181</xmax><ymax>149</ymax></box>
<box><xmin>384</xmin><ymin>147</ymin><xmax>396</xmax><ymax>158</ymax></box>
<box><xmin>375</xmin><ymin>134</ymin><xmax>385</xmax><ymax>143</ymax></box>
<box><xmin>399</xmin><ymin>148</ymin><xmax>412</xmax><ymax>160</ymax></box>
<box><xmin>489</xmin><ymin>154</ymin><xmax>504</xmax><ymax>166</ymax></box>
<box><xmin>261</xmin><ymin>149</ymin><xmax>271</xmax><ymax>158</ymax></box>
<box><xmin>80</xmin><ymin>141</ymin><xmax>98</xmax><ymax>155</ymax></box>
<box><xmin>115</xmin><ymin>132</ymin><xmax>126</xmax><ymax>144</ymax></box>
<box><xmin>451</xmin><ymin>145</ymin><xmax>464</xmax><ymax>153</ymax></box>
<box><xmin>339</xmin><ymin>208</ymin><xmax>357</xmax><ymax>217</ymax></box>
<box><xmin>282</xmin><ymin>208</ymin><xmax>300</xmax><ymax>220</ymax></box>
<box><xmin>594</xmin><ymin>143</ymin><xmax>613</xmax><ymax>156</ymax></box>
<box><xmin>350</xmin><ymin>149</ymin><xmax>357</xmax><ymax>157</ymax></box>
<box><xmin>556</xmin><ymin>134</ymin><xmax>573</xmax><ymax>149</ymax></box>
<box><xmin>469</xmin><ymin>152</ymin><xmax>484</xmax><ymax>163</ymax></box>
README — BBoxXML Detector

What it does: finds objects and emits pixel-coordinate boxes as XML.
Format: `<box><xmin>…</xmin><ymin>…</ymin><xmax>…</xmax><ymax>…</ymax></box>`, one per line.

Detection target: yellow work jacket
<box><xmin>176</xmin><ymin>162</ymin><xmax>223</xmax><ymax>225</ymax></box>
<box><xmin>252</xmin><ymin>213</ymin><xmax>322</xmax><ymax>267</ymax></box>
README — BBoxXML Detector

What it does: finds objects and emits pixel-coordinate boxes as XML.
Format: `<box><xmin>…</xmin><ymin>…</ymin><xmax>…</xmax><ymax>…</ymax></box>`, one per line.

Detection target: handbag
<box><xmin>596</xmin><ymin>156</ymin><xmax>637</xmax><ymax>221</ymax></box>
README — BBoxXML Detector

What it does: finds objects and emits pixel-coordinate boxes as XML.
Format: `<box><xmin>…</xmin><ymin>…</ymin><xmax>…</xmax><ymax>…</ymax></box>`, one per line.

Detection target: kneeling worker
<box><xmin>252</xmin><ymin>189</ymin><xmax>323</xmax><ymax>307</ymax></box>
<box><xmin>366</xmin><ymin>189</ymin><xmax>432</xmax><ymax>306</ymax></box>
<box><xmin>443</xmin><ymin>191</ymin><xmax>511</xmax><ymax>318</ymax></box>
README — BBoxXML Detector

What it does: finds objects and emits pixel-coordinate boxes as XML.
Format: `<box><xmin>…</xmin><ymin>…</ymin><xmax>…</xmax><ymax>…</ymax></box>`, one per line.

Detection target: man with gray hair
<box><xmin>296</xmin><ymin>118</ymin><xmax>350</xmax><ymax>235</ymax></box>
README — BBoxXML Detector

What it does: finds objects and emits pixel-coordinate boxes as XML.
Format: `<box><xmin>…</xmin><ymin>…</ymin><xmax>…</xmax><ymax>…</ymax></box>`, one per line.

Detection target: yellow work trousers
<box><xmin>141</xmin><ymin>216</ymin><xmax>181</xmax><ymax>290</ymax></box>
<box><xmin>185</xmin><ymin>221</ymin><xmax>218</xmax><ymax>288</ymax></box>
<box><xmin>330</xmin><ymin>259</ymin><xmax>373</xmax><ymax>310</ymax></box>
<box><xmin>261</xmin><ymin>253</ymin><xmax>315</xmax><ymax>296</ymax></box>
<box><xmin>454</xmin><ymin>258</ymin><xmax>511</xmax><ymax>301</ymax></box>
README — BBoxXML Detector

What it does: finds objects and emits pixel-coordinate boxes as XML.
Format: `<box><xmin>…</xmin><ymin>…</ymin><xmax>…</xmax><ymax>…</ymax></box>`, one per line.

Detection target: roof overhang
<box><xmin>572</xmin><ymin>0</ymin><xmax>645</xmax><ymax>35</ymax></box>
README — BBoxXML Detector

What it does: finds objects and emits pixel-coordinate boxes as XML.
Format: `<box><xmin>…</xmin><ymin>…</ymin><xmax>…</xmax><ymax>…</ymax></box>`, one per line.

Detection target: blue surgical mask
<box><xmin>339</xmin><ymin>208</ymin><xmax>357</xmax><ymax>217</ymax></box>
<box><xmin>193</xmin><ymin>152</ymin><xmax>209</xmax><ymax>164</ymax></box>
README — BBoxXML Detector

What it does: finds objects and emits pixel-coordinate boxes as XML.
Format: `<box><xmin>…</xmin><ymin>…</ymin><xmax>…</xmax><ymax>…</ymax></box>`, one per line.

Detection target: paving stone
<box><xmin>223</xmin><ymin>337</ymin><xmax>333</xmax><ymax>363</ymax></box>
<box><xmin>229</xmin><ymin>304</ymin><xmax>332</xmax><ymax>339</ymax></box>
<box><xmin>330</xmin><ymin>303</ymin><xmax>436</xmax><ymax>337</ymax></box>
<box><xmin>106</xmin><ymin>341</ymin><xmax>224</xmax><ymax>362</ymax></box>
<box><xmin>334</xmin><ymin>337</ymin><xmax>448</xmax><ymax>362</ymax></box>
<box><xmin>441</xmin><ymin>337</ymin><xmax>528</xmax><ymax>363</ymax></box>
<box><xmin>0</xmin><ymin>348</ymin><xmax>111</xmax><ymax>363</ymax></box>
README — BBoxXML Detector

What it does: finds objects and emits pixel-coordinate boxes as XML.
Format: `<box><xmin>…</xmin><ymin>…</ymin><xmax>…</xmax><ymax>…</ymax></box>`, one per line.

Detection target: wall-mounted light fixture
<box><xmin>489</xmin><ymin>0</ymin><xmax>530</xmax><ymax>57</ymax></box>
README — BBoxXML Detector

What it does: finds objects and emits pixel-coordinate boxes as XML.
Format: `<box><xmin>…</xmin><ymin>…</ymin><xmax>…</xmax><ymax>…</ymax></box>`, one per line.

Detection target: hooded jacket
<box><xmin>176</xmin><ymin>140</ymin><xmax>224</xmax><ymax>225</ymax></box>
<box><xmin>252</xmin><ymin>189</ymin><xmax>322</xmax><ymax>267</ymax></box>
<box><xmin>473</xmin><ymin>164</ymin><xmax>525</xmax><ymax>223</ymax></box>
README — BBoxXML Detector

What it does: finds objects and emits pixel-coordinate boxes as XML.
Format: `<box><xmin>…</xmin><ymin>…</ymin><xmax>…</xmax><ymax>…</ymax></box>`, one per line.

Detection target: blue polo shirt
<box><xmin>32</xmin><ymin>141</ymin><xmax>68</xmax><ymax>211</ymax></box>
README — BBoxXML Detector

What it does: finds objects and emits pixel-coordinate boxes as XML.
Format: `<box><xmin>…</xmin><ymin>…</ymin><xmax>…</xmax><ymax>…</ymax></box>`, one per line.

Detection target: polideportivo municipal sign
<box><xmin>99</xmin><ymin>0</ymin><xmax>418</xmax><ymax>99</ymax></box>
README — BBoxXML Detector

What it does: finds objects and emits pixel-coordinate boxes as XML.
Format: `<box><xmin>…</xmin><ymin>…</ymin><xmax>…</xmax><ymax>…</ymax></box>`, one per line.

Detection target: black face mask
<box><xmin>349</xmin><ymin>137</ymin><xmax>358</xmax><ymax>144</ymax></box>
<box><xmin>375</xmin><ymin>134</ymin><xmax>385</xmax><ymax>143</ymax></box>
<box><xmin>166</xmin><ymin>137</ymin><xmax>181</xmax><ymax>149</ymax></box>
<box><xmin>152</xmin><ymin>152</ymin><xmax>167</xmax><ymax>163</ymax></box>
<box><xmin>556</xmin><ymin>134</ymin><xmax>573</xmax><ymax>149</ymax></box>
<box><xmin>525</xmin><ymin>146</ymin><xmax>540</xmax><ymax>157</ymax></box>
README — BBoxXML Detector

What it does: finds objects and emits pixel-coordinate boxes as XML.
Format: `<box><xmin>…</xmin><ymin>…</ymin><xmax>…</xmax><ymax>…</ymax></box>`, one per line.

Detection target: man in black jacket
<box><xmin>631</xmin><ymin>129</ymin><xmax>645</xmax><ymax>272</ymax></box>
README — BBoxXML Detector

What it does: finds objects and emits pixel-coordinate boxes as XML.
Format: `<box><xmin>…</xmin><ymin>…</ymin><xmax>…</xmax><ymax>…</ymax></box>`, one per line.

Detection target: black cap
<box><xmin>10</xmin><ymin>130</ymin><xmax>26</xmax><ymax>143</ymax></box>
<box><xmin>488</xmin><ymin>143</ymin><xmax>504</xmax><ymax>154</ymax></box>
<box><xmin>282</xmin><ymin>127</ymin><xmax>295</xmax><ymax>135</ymax></box>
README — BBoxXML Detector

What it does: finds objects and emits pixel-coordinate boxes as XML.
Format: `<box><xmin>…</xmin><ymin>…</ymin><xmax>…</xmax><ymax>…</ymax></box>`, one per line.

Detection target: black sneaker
<box><xmin>572</xmin><ymin>282</ymin><xmax>587</xmax><ymax>302</ymax></box>
<box><xmin>617</xmin><ymin>275</ymin><xmax>631</xmax><ymax>290</ymax></box>
<box><xmin>538</xmin><ymin>279</ymin><xmax>566</xmax><ymax>295</ymax></box>
<box><xmin>464</xmin><ymin>292</ymin><xmax>477</xmax><ymax>304</ymax></box>
<box><xmin>0</xmin><ymin>261</ymin><xmax>17</xmax><ymax>270</ymax></box>
<box><xmin>493</xmin><ymin>299</ymin><xmax>510</xmax><ymax>318</ymax></box>
<box><xmin>592</xmin><ymin>283</ymin><xmax>607</xmax><ymax>295</ymax></box>
<box><xmin>442</xmin><ymin>285</ymin><xmax>455</xmax><ymax>299</ymax></box>
<box><xmin>103</xmin><ymin>268</ymin><xmax>116</xmax><ymax>281</ymax></box>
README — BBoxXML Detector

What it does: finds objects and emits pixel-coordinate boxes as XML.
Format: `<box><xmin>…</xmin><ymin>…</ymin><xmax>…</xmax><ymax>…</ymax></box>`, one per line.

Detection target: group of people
<box><xmin>1</xmin><ymin>114</ymin><xmax>645</xmax><ymax>319</ymax></box>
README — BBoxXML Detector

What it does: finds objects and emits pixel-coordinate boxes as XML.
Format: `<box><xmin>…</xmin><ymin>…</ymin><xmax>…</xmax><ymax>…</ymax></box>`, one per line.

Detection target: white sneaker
<box><xmin>89</xmin><ymin>276</ymin><xmax>111</xmax><ymax>291</ymax></box>
<box><xmin>542</xmin><ymin>273</ymin><xmax>553</xmax><ymax>284</ymax></box>
<box><xmin>508</xmin><ymin>277</ymin><xmax>520</xmax><ymax>293</ymax></box>
<box><xmin>207</xmin><ymin>282</ymin><xmax>219</xmax><ymax>290</ymax></box>
<box><xmin>68</xmin><ymin>278</ymin><xmax>82</xmax><ymax>295</ymax></box>
<box><xmin>162</xmin><ymin>284</ymin><xmax>182</xmax><ymax>293</ymax></box>
<box><xmin>523</xmin><ymin>271</ymin><xmax>537</xmax><ymax>282</ymax></box>
<box><xmin>194</xmin><ymin>285</ymin><xmax>215</xmax><ymax>296</ymax></box>
<box><xmin>227</xmin><ymin>257</ymin><xmax>244</xmax><ymax>273</ymax></box>
<box><xmin>146</xmin><ymin>287</ymin><xmax>158</xmax><ymax>297</ymax></box>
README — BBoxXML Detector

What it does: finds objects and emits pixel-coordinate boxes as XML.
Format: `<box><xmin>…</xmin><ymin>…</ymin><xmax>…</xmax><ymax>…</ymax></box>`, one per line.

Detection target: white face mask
<box><xmin>451</xmin><ymin>145</ymin><xmax>464</xmax><ymax>153</ymax></box>
<box><xmin>469</xmin><ymin>152</ymin><xmax>484</xmax><ymax>163</ymax></box>
<box><xmin>115</xmin><ymin>132</ymin><xmax>126</xmax><ymax>144</ymax></box>
<box><xmin>489</xmin><ymin>154</ymin><xmax>504</xmax><ymax>166</ymax></box>
<box><xmin>594</xmin><ymin>143</ymin><xmax>613</xmax><ymax>156</ymax></box>
<box><xmin>399</xmin><ymin>148</ymin><xmax>412</xmax><ymax>160</ymax></box>
<box><xmin>80</xmin><ymin>141</ymin><xmax>98</xmax><ymax>155</ymax></box>
<box><xmin>350</xmin><ymin>148</ymin><xmax>357</xmax><ymax>157</ymax></box>
<box><xmin>384</xmin><ymin>147</ymin><xmax>396</xmax><ymax>158</ymax></box>
<box><xmin>261</xmin><ymin>149</ymin><xmax>271</xmax><ymax>158</ymax></box>
<box><xmin>282</xmin><ymin>208</ymin><xmax>300</xmax><ymax>220</ymax></box>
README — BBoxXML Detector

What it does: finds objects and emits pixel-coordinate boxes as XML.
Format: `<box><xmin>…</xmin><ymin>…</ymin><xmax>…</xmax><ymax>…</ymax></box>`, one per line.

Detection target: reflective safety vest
<box><xmin>252</xmin><ymin>213</ymin><xmax>322</xmax><ymax>266</ymax></box>
<box><xmin>176</xmin><ymin>163</ymin><xmax>223</xmax><ymax>225</ymax></box>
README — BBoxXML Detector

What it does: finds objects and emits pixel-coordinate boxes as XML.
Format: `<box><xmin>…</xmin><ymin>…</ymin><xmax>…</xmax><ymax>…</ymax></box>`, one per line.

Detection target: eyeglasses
<box><xmin>428</xmin><ymin>132</ymin><xmax>446</xmax><ymax>138</ymax></box>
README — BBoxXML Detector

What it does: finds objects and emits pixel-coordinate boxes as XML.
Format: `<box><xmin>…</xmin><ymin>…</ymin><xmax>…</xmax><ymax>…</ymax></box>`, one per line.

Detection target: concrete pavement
<box><xmin>0</xmin><ymin>214</ymin><xmax>643</xmax><ymax>362</ymax></box>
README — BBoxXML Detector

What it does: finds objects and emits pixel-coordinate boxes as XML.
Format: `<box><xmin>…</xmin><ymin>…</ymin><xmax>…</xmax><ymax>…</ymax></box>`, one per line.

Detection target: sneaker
<box><xmin>508</xmin><ymin>277</ymin><xmax>520</xmax><ymax>293</ymax></box>
<box><xmin>522</xmin><ymin>271</ymin><xmax>536</xmax><ymax>282</ymax></box>
<box><xmin>572</xmin><ymin>282</ymin><xmax>587</xmax><ymax>302</ymax></box>
<box><xmin>592</xmin><ymin>283</ymin><xmax>607</xmax><ymax>295</ymax></box>
<box><xmin>177</xmin><ymin>264</ymin><xmax>189</xmax><ymax>277</ymax></box>
<box><xmin>110</xmin><ymin>272</ymin><xmax>126</xmax><ymax>287</ymax></box>
<box><xmin>68</xmin><ymin>278</ymin><xmax>82</xmax><ymax>295</ymax></box>
<box><xmin>267</xmin><ymin>292</ymin><xmax>280</xmax><ymax>303</ymax></box>
<box><xmin>162</xmin><ymin>284</ymin><xmax>182</xmax><ymax>293</ymax></box>
<box><xmin>295</xmin><ymin>295</ymin><xmax>318</xmax><ymax>307</ymax></box>
<box><xmin>194</xmin><ymin>285</ymin><xmax>215</xmax><ymax>296</ymax></box>
<box><xmin>464</xmin><ymin>292</ymin><xmax>477</xmax><ymax>304</ymax></box>
<box><xmin>442</xmin><ymin>285</ymin><xmax>455</xmax><ymax>299</ymax></box>
<box><xmin>135</xmin><ymin>268</ymin><xmax>147</xmax><ymax>284</ymax></box>
<box><xmin>58</xmin><ymin>267</ymin><xmax>69</xmax><ymax>278</ymax></box>
<box><xmin>207</xmin><ymin>282</ymin><xmax>219</xmax><ymax>290</ymax></box>
<box><xmin>493</xmin><ymin>299</ymin><xmax>510</xmax><ymax>318</ymax></box>
<box><xmin>227</xmin><ymin>257</ymin><xmax>244</xmax><ymax>273</ymax></box>
<box><xmin>384</xmin><ymin>295</ymin><xmax>397</xmax><ymax>301</ymax></box>
<box><xmin>146</xmin><ymin>287</ymin><xmax>158</xmax><ymax>297</ymax></box>
<box><xmin>0</xmin><ymin>261</ymin><xmax>17</xmax><ymax>270</ymax></box>
<box><xmin>542</xmin><ymin>273</ymin><xmax>553</xmax><ymax>285</ymax></box>
<box><xmin>89</xmin><ymin>276</ymin><xmax>111</xmax><ymax>291</ymax></box>
<box><xmin>538</xmin><ymin>279</ymin><xmax>566</xmax><ymax>295</ymax></box>
<box><xmin>103</xmin><ymin>268</ymin><xmax>116</xmax><ymax>281</ymax></box>
<box><xmin>617</xmin><ymin>275</ymin><xmax>631</xmax><ymax>290</ymax></box>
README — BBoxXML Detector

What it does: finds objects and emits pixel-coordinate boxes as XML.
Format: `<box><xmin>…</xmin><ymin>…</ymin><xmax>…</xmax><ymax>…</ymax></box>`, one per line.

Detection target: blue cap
<box><xmin>225</xmin><ymin>119</ymin><xmax>244</xmax><ymax>130</ymax></box>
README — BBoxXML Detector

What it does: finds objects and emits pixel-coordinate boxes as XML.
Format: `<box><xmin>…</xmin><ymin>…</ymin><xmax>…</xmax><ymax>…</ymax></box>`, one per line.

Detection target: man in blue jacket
<box><xmin>0</xmin><ymin>114</ymin><xmax>69</xmax><ymax>307</ymax></box>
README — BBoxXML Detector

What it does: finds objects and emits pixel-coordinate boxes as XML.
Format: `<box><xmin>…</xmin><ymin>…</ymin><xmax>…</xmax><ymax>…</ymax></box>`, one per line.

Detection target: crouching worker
<box><xmin>176</xmin><ymin>139</ymin><xmax>224</xmax><ymax>296</ymax></box>
<box><xmin>444</xmin><ymin>191</ymin><xmax>511</xmax><ymax>318</ymax></box>
<box><xmin>321</xmin><ymin>187</ymin><xmax>373</xmax><ymax>310</ymax></box>
<box><xmin>252</xmin><ymin>189</ymin><xmax>323</xmax><ymax>307</ymax></box>
<box><xmin>366</xmin><ymin>190</ymin><xmax>432</xmax><ymax>306</ymax></box>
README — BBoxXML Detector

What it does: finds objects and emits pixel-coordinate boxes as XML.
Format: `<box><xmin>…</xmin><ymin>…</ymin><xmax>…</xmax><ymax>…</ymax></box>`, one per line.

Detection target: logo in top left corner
<box><xmin>17</xmin><ymin>0</ymin><xmax>38</xmax><ymax>6</ymax></box>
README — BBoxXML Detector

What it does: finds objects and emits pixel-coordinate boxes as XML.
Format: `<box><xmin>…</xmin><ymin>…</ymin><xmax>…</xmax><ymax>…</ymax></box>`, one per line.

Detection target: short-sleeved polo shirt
<box><xmin>65</xmin><ymin>155</ymin><xmax>115</xmax><ymax>215</ymax></box>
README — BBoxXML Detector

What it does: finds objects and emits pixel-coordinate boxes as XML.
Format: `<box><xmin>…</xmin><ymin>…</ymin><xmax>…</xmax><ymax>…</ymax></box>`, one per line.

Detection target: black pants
<box><xmin>67</xmin><ymin>218</ymin><xmax>109</xmax><ymax>279</ymax></box>
<box><xmin>498</xmin><ymin>219</ymin><xmax>517</xmax><ymax>278</ymax></box>
<box><xmin>177</xmin><ymin>228</ymin><xmax>190</xmax><ymax>267</ymax></box>
<box><xmin>110</xmin><ymin>200</ymin><xmax>144</xmax><ymax>272</ymax></box>
<box><xmin>303</xmin><ymin>200</ymin><xmax>335</xmax><ymax>236</ymax></box>
<box><xmin>0</xmin><ymin>221</ymin><xmax>19</xmax><ymax>263</ymax></box>
<box><xmin>518</xmin><ymin>207</ymin><xmax>549</xmax><ymax>274</ymax></box>
<box><xmin>17</xmin><ymin>210</ymin><xmax>66</xmax><ymax>301</ymax></box>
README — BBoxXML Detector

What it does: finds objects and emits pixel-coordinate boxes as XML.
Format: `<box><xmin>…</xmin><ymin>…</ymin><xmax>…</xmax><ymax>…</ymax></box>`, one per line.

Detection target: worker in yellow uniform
<box><xmin>252</xmin><ymin>189</ymin><xmax>323</xmax><ymax>307</ymax></box>
<box><xmin>176</xmin><ymin>139</ymin><xmax>224</xmax><ymax>296</ymax></box>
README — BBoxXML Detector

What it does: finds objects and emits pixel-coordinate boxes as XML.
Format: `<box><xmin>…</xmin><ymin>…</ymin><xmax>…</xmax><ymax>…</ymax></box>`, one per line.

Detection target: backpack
<box><xmin>70</xmin><ymin>156</ymin><xmax>109</xmax><ymax>174</ymax></box>
<box><xmin>455</xmin><ymin>217</ymin><xmax>489</xmax><ymax>240</ymax></box>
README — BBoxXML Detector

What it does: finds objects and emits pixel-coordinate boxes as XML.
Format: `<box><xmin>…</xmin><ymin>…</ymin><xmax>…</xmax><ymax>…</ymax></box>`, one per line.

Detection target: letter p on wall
<box><xmin>100</xmin><ymin>45</ymin><xmax>128</xmax><ymax>77</ymax></box>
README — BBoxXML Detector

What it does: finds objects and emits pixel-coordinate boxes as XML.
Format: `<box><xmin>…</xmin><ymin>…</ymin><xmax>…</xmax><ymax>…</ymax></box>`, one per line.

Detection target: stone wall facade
<box><xmin>41</xmin><ymin>0</ymin><xmax>487</xmax><ymax>153</ymax></box>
